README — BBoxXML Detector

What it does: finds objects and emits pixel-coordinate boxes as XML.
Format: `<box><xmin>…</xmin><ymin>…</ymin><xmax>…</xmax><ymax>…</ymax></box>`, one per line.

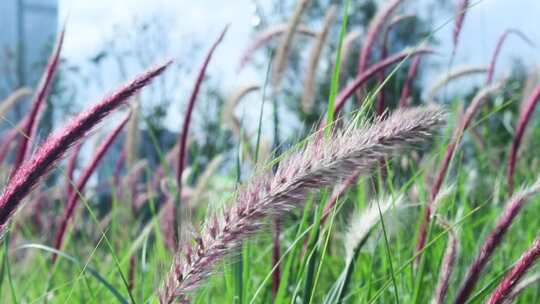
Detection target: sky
<box><xmin>57</xmin><ymin>0</ymin><xmax>540</xmax><ymax>132</ymax></box>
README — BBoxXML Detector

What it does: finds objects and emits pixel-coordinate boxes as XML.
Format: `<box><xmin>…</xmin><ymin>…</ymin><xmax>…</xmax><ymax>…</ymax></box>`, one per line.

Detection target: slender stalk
<box><xmin>507</xmin><ymin>85</ymin><xmax>540</xmax><ymax>194</ymax></box>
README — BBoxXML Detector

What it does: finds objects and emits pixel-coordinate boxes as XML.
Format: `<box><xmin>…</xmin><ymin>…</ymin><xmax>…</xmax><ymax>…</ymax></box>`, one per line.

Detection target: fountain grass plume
<box><xmin>0</xmin><ymin>60</ymin><xmax>171</xmax><ymax>234</ymax></box>
<box><xmin>432</xmin><ymin>218</ymin><xmax>458</xmax><ymax>304</ymax></box>
<box><xmin>272</xmin><ymin>0</ymin><xmax>311</xmax><ymax>88</ymax></box>
<box><xmin>507</xmin><ymin>84</ymin><xmax>540</xmax><ymax>194</ymax></box>
<box><xmin>344</xmin><ymin>195</ymin><xmax>403</xmax><ymax>264</ymax></box>
<box><xmin>338</xmin><ymin>29</ymin><xmax>361</xmax><ymax>80</ymax></box>
<box><xmin>487</xmin><ymin>236</ymin><xmax>540</xmax><ymax>304</ymax></box>
<box><xmin>376</xmin><ymin>14</ymin><xmax>416</xmax><ymax>115</ymax></box>
<box><xmin>333</xmin><ymin>47</ymin><xmax>433</xmax><ymax>116</ymax></box>
<box><xmin>416</xmin><ymin>81</ymin><xmax>503</xmax><ymax>261</ymax></box>
<box><xmin>158</xmin><ymin>105</ymin><xmax>445</xmax><ymax>303</ymax></box>
<box><xmin>453</xmin><ymin>0</ymin><xmax>470</xmax><ymax>54</ymax></box>
<box><xmin>505</xmin><ymin>273</ymin><xmax>540</xmax><ymax>303</ymax></box>
<box><xmin>12</xmin><ymin>27</ymin><xmax>65</xmax><ymax>176</ymax></box>
<box><xmin>237</xmin><ymin>24</ymin><xmax>316</xmax><ymax>72</ymax></box>
<box><xmin>486</xmin><ymin>29</ymin><xmax>533</xmax><ymax>84</ymax></box>
<box><xmin>222</xmin><ymin>84</ymin><xmax>260</xmax><ymax>155</ymax></box>
<box><xmin>301</xmin><ymin>5</ymin><xmax>337</xmax><ymax>113</ymax></box>
<box><xmin>399</xmin><ymin>54</ymin><xmax>422</xmax><ymax>108</ymax></box>
<box><xmin>0</xmin><ymin>87</ymin><xmax>32</xmax><ymax>121</ymax></box>
<box><xmin>426</xmin><ymin>65</ymin><xmax>488</xmax><ymax>103</ymax></box>
<box><xmin>454</xmin><ymin>177</ymin><xmax>540</xmax><ymax>303</ymax></box>
<box><xmin>357</xmin><ymin>0</ymin><xmax>403</xmax><ymax>75</ymax></box>
<box><xmin>173</xmin><ymin>26</ymin><xmax>228</xmax><ymax>249</ymax></box>
<box><xmin>189</xmin><ymin>155</ymin><xmax>224</xmax><ymax>208</ymax></box>
<box><xmin>177</xmin><ymin>25</ymin><xmax>228</xmax><ymax>187</ymax></box>
<box><xmin>53</xmin><ymin>112</ymin><xmax>132</xmax><ymax>257</ymax></box>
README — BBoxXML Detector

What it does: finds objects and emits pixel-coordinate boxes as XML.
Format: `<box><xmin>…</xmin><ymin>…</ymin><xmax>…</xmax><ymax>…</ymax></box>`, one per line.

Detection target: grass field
<box><xmin>1</xmin><ymin>0</ymin><xmax>540</xmax><ymax>303</ymax></box>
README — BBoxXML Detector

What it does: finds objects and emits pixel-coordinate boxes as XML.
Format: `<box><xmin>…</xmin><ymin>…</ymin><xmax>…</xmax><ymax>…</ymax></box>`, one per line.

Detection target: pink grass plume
<box><xmin>0</xmin><ymin>60</ymin><xmax>171</xmax><ymax>234</ymax></box>
<box><xmin>453</xmin><ymin>0</ymin><xmax>470</xmax><ymax>55</ymax></box>
<box><xmin>12</xmin><ymin>26</ymin><xmax>65</xmax><ymax>176</ymax></box>
<box><xmin>486</xmin><ymin>29</ymin><xmax>533</xmax><ymax>85</ymax></box>
<box><xmin>333</xmin><ymin>47</ymin><xmax>433</xmax><ymax>117</ymax></box>
<box><xmin>507</xmin><ymin>84</ymin><xmax>540</xmax><ymax>194</ymax></box>
<box><xmin>487</xmin><ymin>237</ymin><xmax>540</xmax><ymax>304</ymax></box>
<box><xmin>53</xmin><ymin>112</ymin><xmax>131</xmax><ymax>258</ymax></box>
<box><xmin>432</xmin><ymin>218</ymin><xmax>459</xmax><ymax>304</ymax></box>
<box><xmin>376</xmin><ymin>14</ymin><xmax>416</xmax><ymax>115</ymax></box>
<box><xmin>454</xmin><ymin>178</ymin><xmax>540</xmax><ymax>303</ymax></box>
<box><xmin>415</xmin><ymin>82</ymin><xmax>503</xmax><ymax>263</ymax></box>
<box><xmin>237</xmin><ymin>24</ymin><xmax>316</xmax><ymax>73</ymax></box>
<box><xmin>158</xmin><ymin>106</ymin><xmax>446</xmax><ymax>303</ymax></box>
<box><xmin>398</xmin><ymin>54</ymin><xmax>422</xmax><ymax>108</ymax></box>
<box><xmin>176</xmin><ymin>26</ymin><xmax>228</xmax><ymax>187</ymax></box>
<box><xmin>174</xmin><ymin>26</ymin><xmax>228</xmax><ymax>248</ymax></box>
<box><xmin>357</xmin><ymin>0</ymin><xmax>403</xmax><ymax>76</ymax></box>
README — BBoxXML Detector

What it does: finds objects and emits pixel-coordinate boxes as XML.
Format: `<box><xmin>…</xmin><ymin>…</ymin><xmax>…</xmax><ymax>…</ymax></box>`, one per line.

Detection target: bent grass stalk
<box><xmin>337</xmin><ymin>29</ymin><xmax>361</xmax><ymax>81</ymax></box>
<box><xmin>426</xmin><ymin>65</ymin><xmax>488</xmax><ymax>103</ymax></box>
<box><xmin>237</xmin><ymin>24</ymin><xmax>316</xmax><ymax>72</ymax></box>
<box><xmin>507</xmin><ymin>84</ymin><xmax>540</xmax><ymax>194</ymax></box>
<box><xmin>486</xmin><ymin>29</ymin><xmax>533</xmax><ymax>85</ymax></box>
